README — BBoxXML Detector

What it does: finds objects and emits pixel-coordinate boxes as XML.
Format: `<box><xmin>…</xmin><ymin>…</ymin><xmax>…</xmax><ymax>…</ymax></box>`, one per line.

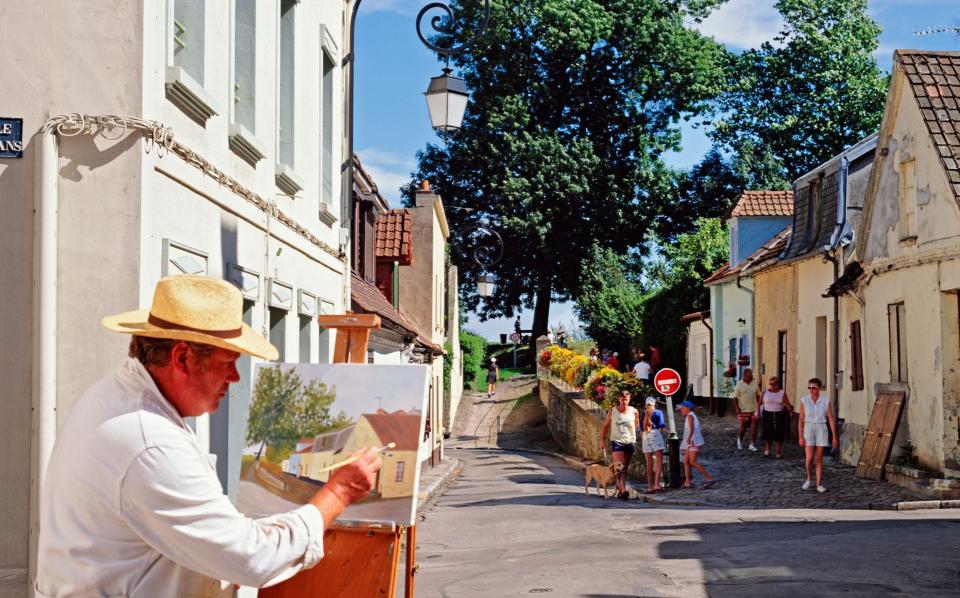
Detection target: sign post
<box><xmin>510</xmin><ymin>332</ymin><xmax>521</xmax><ymax>368</ymax></box>
<box><xmin>653</xmin><ymin>368</ymin><xmax>683</xmax><ymax>488</ymax></box>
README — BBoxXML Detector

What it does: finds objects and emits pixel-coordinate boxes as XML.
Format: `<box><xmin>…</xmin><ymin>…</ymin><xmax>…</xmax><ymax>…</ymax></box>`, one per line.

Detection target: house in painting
<box><xmin>284</xmin><ymin>438</ymin><xmax>315</xmax><ymax>477</ymax></box>
<box><xmin>827</xmin><ymin>51</ymin><xmax>960</xmax><ymax>480</ymax></box>
<box><xmin>303</xmin><ymin>424</ymin><xmax>356</xmax><ymax>483</ymax></box>
<box><xmin>704</xmin><ymin>191</ymin><xmax>793</xmax><ymax>396</ymax></box>
<box><xmin>339</xmin><ymin>411</ymin><xmax>422</xmax><ymax>499</ymax></box>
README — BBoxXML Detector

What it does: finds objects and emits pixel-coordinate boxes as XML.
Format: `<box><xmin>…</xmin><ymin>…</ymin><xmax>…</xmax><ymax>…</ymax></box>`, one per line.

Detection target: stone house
<box><xmin>0</xmin><ymin>1</ymin><xmax>351</xmax><ymax>590</ymax></box>
<box><xmin>705</xmin><ymin>191</ymin><xmax>793</xmax><ymax>395</ymax></box>
<box><xmin>828</xmin><ymin>50</ymin><xmax>960</xmax><ymax>476</ymax></box>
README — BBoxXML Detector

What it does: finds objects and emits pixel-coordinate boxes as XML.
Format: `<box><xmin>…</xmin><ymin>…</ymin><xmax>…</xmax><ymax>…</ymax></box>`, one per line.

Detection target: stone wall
<box><xmin>538</xmin><ymin>377</ymin><xmax>645</xmax><ymax>479</ymax></box>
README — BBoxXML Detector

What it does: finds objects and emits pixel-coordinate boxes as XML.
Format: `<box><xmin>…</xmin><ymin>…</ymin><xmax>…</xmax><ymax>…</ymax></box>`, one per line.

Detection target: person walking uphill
<box><xmin>36</xmin><ymin>276</ymin><xmax>382</xmax><ymax>598</ymax></box>
<box><xmin>600</xmin><ymin>390</ymin><xmax>640</xmax><ymax>500</ymax></box>
<box><xmin>486</xmin><ymin>357</ymin><xmax>499</xmax><ymax>398</ymax></box>
<box><xmin>799</xmin><ymin>378</ymin><xmax>838</xmax><ymax>493</ymax></box>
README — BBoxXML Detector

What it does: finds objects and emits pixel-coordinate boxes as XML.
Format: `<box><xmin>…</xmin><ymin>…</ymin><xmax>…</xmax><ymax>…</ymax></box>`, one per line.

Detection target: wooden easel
<box><xmin>259</xmin><ymin>314</ymin><xmax>418</xmax><ymax>598</ymax></box>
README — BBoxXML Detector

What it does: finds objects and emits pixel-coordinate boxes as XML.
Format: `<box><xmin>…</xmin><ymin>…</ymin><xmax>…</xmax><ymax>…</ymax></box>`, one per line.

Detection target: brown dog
<box><xmin>584</xmin><ymin>461</ymin><xmax>625</xmax><ymax>498</ymax></box>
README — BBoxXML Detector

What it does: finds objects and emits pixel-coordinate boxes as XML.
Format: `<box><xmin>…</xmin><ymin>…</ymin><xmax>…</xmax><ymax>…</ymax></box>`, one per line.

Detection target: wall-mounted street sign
<box><xmin>0</xmin><ymin>118</ymin><xmax>24</xmax><ymax>158</ymax></box>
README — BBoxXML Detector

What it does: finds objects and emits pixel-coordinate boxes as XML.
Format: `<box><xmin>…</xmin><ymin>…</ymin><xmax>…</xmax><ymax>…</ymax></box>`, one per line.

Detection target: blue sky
<box><xmin>354</xmin><ymin>0</ymin><xmax>960</xmax><ymax>340</ymax></box>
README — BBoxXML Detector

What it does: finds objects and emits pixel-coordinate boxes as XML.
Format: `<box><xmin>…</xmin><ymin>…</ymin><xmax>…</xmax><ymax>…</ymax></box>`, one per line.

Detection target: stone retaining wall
<box><xmin>538</xmin><ymin>376</ymin><xmax>645</xmax><ymax>480</ymax></box>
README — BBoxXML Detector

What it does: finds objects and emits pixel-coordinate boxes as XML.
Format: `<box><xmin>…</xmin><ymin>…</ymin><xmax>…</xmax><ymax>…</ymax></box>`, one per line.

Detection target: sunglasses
<box><xmin>808</xmin><ymin>386</ymin><xmax>820</xmax><ymax>390</ymax></box>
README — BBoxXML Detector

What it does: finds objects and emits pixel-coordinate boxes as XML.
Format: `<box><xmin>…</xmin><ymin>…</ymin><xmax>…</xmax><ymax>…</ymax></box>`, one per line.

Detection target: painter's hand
<box><xmin>325</xmin><ymin>448</ymin><xmax>382</xmax><ymax>506</ymax></box>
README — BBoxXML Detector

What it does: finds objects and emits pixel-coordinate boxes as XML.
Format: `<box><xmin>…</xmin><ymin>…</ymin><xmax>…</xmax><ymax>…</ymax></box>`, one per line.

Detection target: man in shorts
<box><xmin>733</xmin><ymin>368</ymin><xmax>760</xmax><ymax>451</ymax></box>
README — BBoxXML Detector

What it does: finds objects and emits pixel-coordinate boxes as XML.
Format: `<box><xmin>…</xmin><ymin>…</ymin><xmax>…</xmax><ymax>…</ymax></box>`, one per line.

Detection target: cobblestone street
<box><xmin>654</xmin><ymin>414</ymin><xmax>927</xmax><ymax>509</ymax></box>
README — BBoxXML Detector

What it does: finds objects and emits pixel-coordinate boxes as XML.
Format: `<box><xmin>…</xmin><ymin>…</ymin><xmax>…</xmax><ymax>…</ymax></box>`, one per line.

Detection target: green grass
<box><xmin>470</xmin><ymin>366</ymin><xmax>524</xmax><ymax>392</ymax></box>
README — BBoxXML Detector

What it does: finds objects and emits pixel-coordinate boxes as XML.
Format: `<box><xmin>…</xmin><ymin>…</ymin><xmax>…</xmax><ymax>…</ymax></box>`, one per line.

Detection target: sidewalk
<box><xmin>417</xmin><ymin>457</ymin><xmax>461</xmax><ymax>507</ymax></box>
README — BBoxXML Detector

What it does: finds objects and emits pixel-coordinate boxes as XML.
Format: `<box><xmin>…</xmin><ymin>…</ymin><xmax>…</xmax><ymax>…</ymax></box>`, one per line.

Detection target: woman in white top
<box><xmin>679</xmin><ymin>400</ymin><xmax>715</xmax><ymax>489</ymax></box>
<box><xmin>759</xmin><ymin>376</ymin><xmax>793</xmax><ymax>459</ymax></box>
<box><xmin>600</xmin><ymin>390</ymin><xmax>640</xmax><ymax>499</ymax></box>
<box><xmin>798</xmin><ymin>377</ymin><xmax>838</xmax><ymax>493</ymax></box>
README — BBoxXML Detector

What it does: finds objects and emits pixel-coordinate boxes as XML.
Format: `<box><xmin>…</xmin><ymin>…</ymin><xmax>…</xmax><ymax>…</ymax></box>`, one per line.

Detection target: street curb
<box><xmin>893</xmin><ymin>499</ymin><xmax>960</xmax><ymax>511</ymax></box>
<box><xmin>417</xmin><ymin>459</ymin><xmax>463</xmax><ymax>506</ymax></box>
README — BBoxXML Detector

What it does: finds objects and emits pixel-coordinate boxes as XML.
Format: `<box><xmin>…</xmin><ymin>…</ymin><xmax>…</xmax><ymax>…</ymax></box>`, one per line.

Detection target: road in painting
<box><xmin>236</xmin><ymin>363</ymin><xmax>430</xmax><ymax>527</ymax></box>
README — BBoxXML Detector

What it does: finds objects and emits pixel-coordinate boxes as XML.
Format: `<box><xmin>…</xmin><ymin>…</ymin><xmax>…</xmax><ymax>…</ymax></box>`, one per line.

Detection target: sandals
<box><xmin>681</xmin><ymin>484</ymin><xmax>693</xmax><ymax>489</ymax></box>
<box><xmin>776</xmin><ymin>453</ymin><xmax>783</xmax><ymax>460</ymax></box>
<box><xmin>702</xmin><ymin>480</ymin><xmax>716</xmax><ymax>489</ymax></box>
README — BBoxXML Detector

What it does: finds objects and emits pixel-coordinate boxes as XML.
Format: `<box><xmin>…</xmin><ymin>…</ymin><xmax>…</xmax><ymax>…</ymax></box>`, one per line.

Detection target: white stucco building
<box><xmin>0</xmin><ymin>1</ymin><xmax>351</xmax><ymax>591</ymax></box>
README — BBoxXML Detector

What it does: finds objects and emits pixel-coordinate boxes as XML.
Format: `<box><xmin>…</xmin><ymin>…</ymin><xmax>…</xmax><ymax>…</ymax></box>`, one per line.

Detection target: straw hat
<box><xmin>102</xmin><ymin>275</ymin><xmax>279</xmax><ymax>360</ymax></box>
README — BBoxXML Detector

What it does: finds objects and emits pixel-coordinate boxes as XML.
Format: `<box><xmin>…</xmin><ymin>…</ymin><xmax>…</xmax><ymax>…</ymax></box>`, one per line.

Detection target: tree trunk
<box><xmin>528</xmin><ymin>276</ymin><xmax>552</xmax><ymax>360</ymax></box>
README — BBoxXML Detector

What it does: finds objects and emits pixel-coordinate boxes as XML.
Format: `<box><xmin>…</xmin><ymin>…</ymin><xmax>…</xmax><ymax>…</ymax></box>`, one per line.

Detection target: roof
<box><xmin>376</xmin><ymin>209</ymin><xmax>414</xmax><ymax>265</ymax></box>
<box><xmin>729</xmin><ymin>190</ymin><xmax>794</xmax><ymax>218</ymax></box>
<box><xmin>350</xmin><ymin>272</ymin><xmax>443</xmax><ymax>353</ymax></box>
<box><xmin>704</xmin><ymin>226</ymin><xmax>792</xmax><ymax>285</ymax></box>
<box><xmin>312</xmin><ymin>424</ymin><xmax>356</xmax><ymax>455</ymax></box>
<box><xmin>353</xmin><ymin>154</ymin><xmax>390</xmax><ymax>212</ymax></box>
<box><xmin>680</xmin><ymin>311</ymin><xmax>710</xmax><ymax>323</ymax></box>
<box><xmin>361</xmin><ymin>413</ymin><xmax>423</xmax><ymax>451</ymax></box>
<box><xmin>897</xmin><ymin>50</ymin><xmax>960</xmax><ymax>202</ymax></box>
<box><xmin>292</xmin><ymin>440</ymin><xmax>315</xmax><ymax>455</ymax></box>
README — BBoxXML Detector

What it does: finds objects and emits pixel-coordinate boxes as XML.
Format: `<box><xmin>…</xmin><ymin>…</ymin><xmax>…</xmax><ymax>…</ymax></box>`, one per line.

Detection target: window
<box><xmin>888</xmin><ymin>302</ymin><xmax>907</xmax><ymax>382</ymax></box>
<box><xmin>321</xmin><ymin>50</ymin><xmax>335</xmax><ymax>207</ymax></box>
<box><xmin>270</xmin><ymin>308</ymin><xmax>286</xmax><ymax>362</ymax></box>
<box><xmin>851</xmin><ymin>320</ymin><xmax>864</xmax><ymax>391</ymax></box>
<box><xmin>394</xmin><ymin>461</ymin><xmax>405</xmax><ymax>483</ymax></box>
<box><xmin>728</xmin><ymin>338</ymin><xmax>736</xmax><ymax>369</ymax></box>
<box><xmin>777</xmin><ymin>330</ymin><xmax>788</xmax><ymax>390</ymax></box>
<box><xmin>900</xmin><ymin>160</ymin><xmax>917</xmax><ymax>240</ymax></box>
<box><xmin>278</xmin><ymin>0</ymin><xmax>296</xmax><ymax>168</ymax></box>
<box><xmin>233</xmin><ymin>0</ymin><xmax>256</xmax><ymax>132</ymax></box>
<box><xmin>174</xmin><ymin>0</ymin><xmax>205</xmax><ymax>83</ymax></box>
<box><xmin>299</xmin><ymin>315</ymin><xmax>312</xmax><ymax>363</ymax></box>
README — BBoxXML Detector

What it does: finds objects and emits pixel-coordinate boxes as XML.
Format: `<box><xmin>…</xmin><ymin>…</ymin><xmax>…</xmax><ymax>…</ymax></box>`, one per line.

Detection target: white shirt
<box><xmin>801</xmin><ymin>394</ymin><xmax>831</xmax><ymax>424</ymax></box>
<box><xmin>633</xmin><ymin>361</ymin><xmax>651</xmax><ymax>380</ymax></box>
<box><xmin>36</xmin><ymin>358</ymin><xmax>325</xmax><ymax>597</ymax></box>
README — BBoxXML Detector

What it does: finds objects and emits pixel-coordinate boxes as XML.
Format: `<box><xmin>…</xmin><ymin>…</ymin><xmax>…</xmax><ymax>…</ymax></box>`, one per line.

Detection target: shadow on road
<box><xmin>653</xmin><ymin>518</ymin><xmax>960</xmax><ymax>596</ymax></box>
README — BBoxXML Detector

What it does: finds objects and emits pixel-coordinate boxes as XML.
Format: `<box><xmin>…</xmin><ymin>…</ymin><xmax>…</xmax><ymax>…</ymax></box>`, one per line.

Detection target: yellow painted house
<box><xmin>340</xmin><ymin>412</ymin><xmax>422</xmax><ymax>499</ymax></box>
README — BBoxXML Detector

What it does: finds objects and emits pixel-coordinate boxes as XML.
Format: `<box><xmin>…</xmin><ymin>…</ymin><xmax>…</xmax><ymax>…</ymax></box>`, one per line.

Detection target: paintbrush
<box><xmin>313</xmin><ymin>442</ymin><xmax>396</xmax><ymax>475</ymax></box>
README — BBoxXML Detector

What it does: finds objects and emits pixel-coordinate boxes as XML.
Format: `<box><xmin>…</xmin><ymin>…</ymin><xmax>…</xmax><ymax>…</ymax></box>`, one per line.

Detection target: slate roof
<box><xmin>704</xmin><ymin>226</ymin><xmax>793</xmax><ymax>285</ymax></box>
<box><xmin>362</xmin><ymin>413</ymin><xmax>423</xmax><ymax>451</ymax></box>
<box><xmin>311</xmin><ymin>424</ymin><xmax>356</xmax><ymax>455</ymax></box>
<box><xmin>729</xmin><ymin>190</ymin><xmax>794</xmax><ymax>218</ymax></box>
<box><xmin>898</xmin><ymin>50</ymin><xmax>960</xmax><ymax>202</ymax></box>
<box><xmin>782</xmin><ymin>170</ymin><xmax>841</xmax><ymax>260</ymax></box>
<box><xmin>376</xmin><ymin>209</ymin><xmax>414</xmax><ymax>265</ymax></box>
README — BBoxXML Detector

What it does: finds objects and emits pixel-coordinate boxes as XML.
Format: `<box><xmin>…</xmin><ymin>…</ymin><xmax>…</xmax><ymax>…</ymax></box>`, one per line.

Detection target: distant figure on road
<box><xmin>759</xmin><ymin>376</ymin><xmax>792</xmax><ymax>459</ymax></box>
<box><xmin>600</xmin><ymin>390</ymin><xmax>640</xmax><ymax>500</ymax></box>
<box><xmin>640</xmin><ymin>397</ymin><xmax>666</xmax><ymax>493</ymax></box>
<box><xmin>486</xmin><ymin>357</ymin><xmax>499</xmax><ymax>398</ymax></box>
<box><xmin>799</xmin><ymin>378</ymin><xmax>838</xmax><ymax>493</ymax></box>
<box><xmin>733</xmin><ymin>369</ymin><xmax>760</xmax><ymax>452</ymax></box>
<box><xmin>633</xmin><ymin>353</ymin><xmax>651</xmax><ymax>381</ymax></box>
<box><xmin>679</xmin><ymin>400</ymin><xmax>715</xmax><ymax>489</ymax></box>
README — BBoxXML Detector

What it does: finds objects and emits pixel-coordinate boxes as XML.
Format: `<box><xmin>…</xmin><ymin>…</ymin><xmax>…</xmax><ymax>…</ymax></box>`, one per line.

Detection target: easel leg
<box><xmin>405</xmin><ymin>525</ymin><xmax>417</xmax><ymax>598</ymax></box>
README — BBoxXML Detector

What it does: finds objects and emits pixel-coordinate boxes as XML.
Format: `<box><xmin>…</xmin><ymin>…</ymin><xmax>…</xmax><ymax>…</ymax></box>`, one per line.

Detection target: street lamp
<box><xmin>424</xmin><ymin>68</ymin><xmax>469</xmax><ymax>131</ymax></box>
<box><xmin>477</xmin><ymin>274</ymin><xmax>495</xmax><ymax>298</ymax></box>
<box><xmin>417</xmin><ymin>1</ymin><xmax>491</xmax><ymax>131</ymax></box>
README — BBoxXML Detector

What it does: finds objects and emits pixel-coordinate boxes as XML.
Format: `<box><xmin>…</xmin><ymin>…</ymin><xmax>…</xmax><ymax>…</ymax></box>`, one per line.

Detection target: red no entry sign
<box><xmin>653</xmin><ymin>368</ymin><xmax>682</xmax><ymax>396</ymax></box>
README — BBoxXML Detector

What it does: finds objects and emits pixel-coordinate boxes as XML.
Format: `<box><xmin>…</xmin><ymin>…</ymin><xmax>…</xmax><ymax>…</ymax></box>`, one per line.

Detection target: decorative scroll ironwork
<box><xmin>416</xmin><ymin>0</ymin><xmax>491</xmax><ymax>56</ymax></box>
<box><xmin>468</xmin><ymin>226</ymin><xmax>503</xmax><ymax>268</ymax></box>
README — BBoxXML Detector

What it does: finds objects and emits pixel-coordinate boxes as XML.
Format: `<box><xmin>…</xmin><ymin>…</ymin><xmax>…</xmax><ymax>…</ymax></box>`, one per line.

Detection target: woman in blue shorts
<box><xmin>600</xmin><ymin>390</ymin><xmax>640</xmax><ymax>499</ymax></box>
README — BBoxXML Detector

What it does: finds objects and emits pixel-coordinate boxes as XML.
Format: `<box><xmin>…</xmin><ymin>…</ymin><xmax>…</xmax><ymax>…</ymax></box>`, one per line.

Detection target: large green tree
<box><xmin>711</xmin><ymin>0</ymin><xmax>888</xmax><ymax>181</ymax></box>
<box><xmin>574</xmin><ymin>245</ymin><xmax>646</xmax><ymax>353</ymax></box>
<box><xmin>640</xmin><ymin>218</ymin><xmax>729</xmax><ymax>369</ymax></box>
<box><xmin>408</xmin><ymin>0</ymin><xmax>730</xmax><ymax>340</ymax></box>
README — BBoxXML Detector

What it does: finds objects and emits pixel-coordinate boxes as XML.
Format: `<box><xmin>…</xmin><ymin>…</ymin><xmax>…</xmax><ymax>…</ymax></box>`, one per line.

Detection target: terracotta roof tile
<box><xmin>729</xmin><ymin>190</ymin><xmax>794</xmax><ymax>217</ymax></box>
<box><xmin>898</xmin><ymin>50</ymin><xmax>960</xmax><ymax>204</ymax></box>
<box><xmin>375</xmin><ymin>209</ymin><xmax>414</xmax><ymax>265</ymax></box>
<box><xmin>361</xmin><ymin>413</ymin><xmax>422</xmax><ymax>451</ymax></box>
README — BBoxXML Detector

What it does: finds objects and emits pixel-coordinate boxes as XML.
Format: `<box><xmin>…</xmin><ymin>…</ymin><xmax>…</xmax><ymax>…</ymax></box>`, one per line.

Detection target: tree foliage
<box><xmin>640</xmin><ymin>218</ymin><xmax>729</xmax><ymax>369</ymax></box>
<box><xmin>574</xmin><ymin>245</ymin><xmax>645</xmax><ymax>353</ymax></box>
<box><xmin>408</xmin><ymin>0</ymin><xmax>730</xmax><ymax>339</ymax></box>
<box><xmin>247</xmin><ymin>366</ymin><xmax>349</xmax><ymax>460</ymax></box>
<box><xmin>459</xmin><ymin>330</ymin><xmax>488</xmax><ymax>389</ymax></box>
<box><xmin>711</xmin><ymin>0</ymin><xmax>888</xmax><ymax>181</ymax></box>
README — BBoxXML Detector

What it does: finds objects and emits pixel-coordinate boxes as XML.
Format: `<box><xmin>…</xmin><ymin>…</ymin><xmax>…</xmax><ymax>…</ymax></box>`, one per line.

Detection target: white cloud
<box><xmin>355</xmin><ymin>148</ymin><xmax>416</xmax><ymax>206</ymax></box>
<box><xmin>692</xmin><ymin>0</ymin><xmax>783</xmax><ymax>50</ymax></box>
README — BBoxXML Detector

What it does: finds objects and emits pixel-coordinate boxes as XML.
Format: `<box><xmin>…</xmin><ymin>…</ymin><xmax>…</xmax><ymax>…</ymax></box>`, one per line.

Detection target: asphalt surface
<box><xmin>408</xmin><ymin>381</ymin><xmax>960</xmax><ymax>598</ymax></box>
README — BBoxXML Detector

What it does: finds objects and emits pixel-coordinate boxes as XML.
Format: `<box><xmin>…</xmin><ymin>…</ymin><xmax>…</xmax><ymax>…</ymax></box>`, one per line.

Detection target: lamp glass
<box><xmin>477</xmin><ymin>275</ymin><xmax>495</xmax><ymax>298</ymax></box>
<box><xmin>424</xmin><ymin>72</ymin><xmax>469</xmax><ymax>131</ymax></box>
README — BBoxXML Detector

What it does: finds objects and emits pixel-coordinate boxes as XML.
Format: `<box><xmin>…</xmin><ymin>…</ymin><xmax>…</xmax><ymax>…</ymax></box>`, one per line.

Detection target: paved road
<box><xmin>410</xmin><ymin>382</ymin><xmax>960</xmax><ymax>597</ymax></box>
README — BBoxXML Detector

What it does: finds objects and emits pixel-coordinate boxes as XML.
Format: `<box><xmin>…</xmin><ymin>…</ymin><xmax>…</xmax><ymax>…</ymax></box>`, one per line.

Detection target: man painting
<box><xmin>36</xmin><ymin>276</ymin><xmax>382</xmax><ymax>597</ymax></box>
<box><xmin>733</xmin><ymin>368</ymin><xmax>760</xmax><ymax>452</ymax></box>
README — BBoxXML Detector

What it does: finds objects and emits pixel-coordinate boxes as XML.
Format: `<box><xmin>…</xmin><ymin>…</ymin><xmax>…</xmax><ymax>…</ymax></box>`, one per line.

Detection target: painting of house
<box><xmin>237</xmin><ymin>363</ymin><xmax>430</xmax><ymax>526</ymax></box>
<box><xmin>827</xmin><ymin>51</ymin><xmax>960</xmax><ymax>479</ymax></box>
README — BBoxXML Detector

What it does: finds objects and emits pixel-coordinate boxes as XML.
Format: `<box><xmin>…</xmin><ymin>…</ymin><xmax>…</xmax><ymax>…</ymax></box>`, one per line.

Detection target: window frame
<box><xmin>777</xmin><ymin>330</ymin><xmax>788</xmax><ymax>391</ymax></box>
<box><xmin>851</xmin><ymin>320</ymin><xmax>864</xmax><ymax>391</ymax></box>
<box><xmin>888</xmin><ymin>302</ymin><xmax>908</xmax><ymax>383</ymax></box>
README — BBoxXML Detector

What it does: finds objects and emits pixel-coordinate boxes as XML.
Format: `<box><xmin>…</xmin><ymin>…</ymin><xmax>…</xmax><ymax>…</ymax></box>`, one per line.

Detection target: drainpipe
<box><xmin>736</xmin><ymin>274</ymin><xmax>755</xmax><ymax>377</ymax></box>
<box><xmin>701</xmin><ymin>315</ymin><xmax>714</xmax><ymax>408</ymax></box>
<box><xmin>392</xmin><ymin>260</ymin><xmax>399</xmax><ymax>309</ymax></box>
<box><xmin>31</xmin><ymin>128</ymin><xmax>59</xmax><ymax>586</ymax></box>
<box><xmin>823</xmin><ymin>250</ymin><xmax>841</xmax><ymax>447</ymax></box>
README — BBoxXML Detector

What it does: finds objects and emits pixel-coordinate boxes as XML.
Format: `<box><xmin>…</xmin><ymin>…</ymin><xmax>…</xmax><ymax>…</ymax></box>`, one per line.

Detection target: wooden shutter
<box><xmin>851</xmin><ymin>320</ymin><xmax>864</xmax><ymax>391</ymax></box>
